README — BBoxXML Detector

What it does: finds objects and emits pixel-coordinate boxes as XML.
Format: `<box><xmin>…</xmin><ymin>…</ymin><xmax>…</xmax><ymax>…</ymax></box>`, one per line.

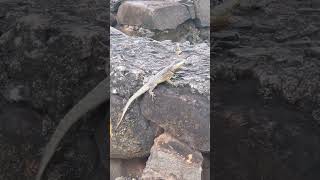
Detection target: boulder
<box><xmin>141</xmin><ymin>133</ymin><xmax>203</xmax><ymax>180</ymax></box>
<box><xmin>110</xmin><ymin>27</ymin><xmax>209</xmax><ymax>158</ymax></box>
<box><xmin>117</xmin><ymin>1</ymin><xmax>191</xmax><ymax>30</ymax></box>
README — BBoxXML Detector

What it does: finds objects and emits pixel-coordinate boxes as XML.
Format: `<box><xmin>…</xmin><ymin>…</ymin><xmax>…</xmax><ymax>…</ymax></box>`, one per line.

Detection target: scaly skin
<box><xmin>36</xmin><ymin>77</ymin><xmax>108</xmax><ymax>180</ymax></box>
<box><xmin>115</xmin><ymin>59</ymin><xmax>186</xmax><ymax>129</ymax></box>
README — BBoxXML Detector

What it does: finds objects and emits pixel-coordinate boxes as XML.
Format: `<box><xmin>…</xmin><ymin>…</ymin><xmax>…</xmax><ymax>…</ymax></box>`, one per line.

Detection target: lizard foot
<box><xmin>167</xmin><ymin>79</ymin><xmax>177</xmax><ymax>87</ymax></box>
<box><xmin>149</xmin><ymin>91</ymin><xmax>156</xmax><ymax>101</ymax></box>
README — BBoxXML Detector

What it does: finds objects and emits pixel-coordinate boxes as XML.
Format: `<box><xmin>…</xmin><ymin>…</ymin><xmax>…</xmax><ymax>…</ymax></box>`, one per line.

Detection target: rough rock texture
<box><xmin>110</xmin><ymin>27</ymin><xmax>209</xmax><ymax>158</ymax></box>
<box><xmin>141</xmin><ymin>133</ymin><xmax>203</xmax><ymax>180</ymax></box>
<box><xmin>194</xmin><ymin>0</ymin><xmax>210</xmax><ymax>26</ymax></box>
<box><xmin>213</xmin><ymin>0</ymin><xmax>320</xmax><ymax>179</ymax></box>
<box><xmin>117</xmin><ymin>1</ymin><xmax>191</xmax><ymax>30</ymax></box>
<box><xmin>141</xmin><ymin>85</ymin><xmax>210</xmax><ymax>152</ymax></box>
<box><xmin>110</xmin><ymin>158</ymin><xmax>146</xmax><ymax>179</ymax></box>
<box><xmin>0</xmin><ymin>0</ymin><xmax>108</xmax><ymax>179</ymax></box>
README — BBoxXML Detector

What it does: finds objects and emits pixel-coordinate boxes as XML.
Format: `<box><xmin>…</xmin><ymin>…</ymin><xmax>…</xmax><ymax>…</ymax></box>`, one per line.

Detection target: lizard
<box><xmin>35</xmin><ymin>77</ymin><xmax>108</xmax><ymax>180</ymax></box>
<box><xmin>115</xmin><ymin>46</ymin><xmax>185</xmax><ymax>129</ymax></box>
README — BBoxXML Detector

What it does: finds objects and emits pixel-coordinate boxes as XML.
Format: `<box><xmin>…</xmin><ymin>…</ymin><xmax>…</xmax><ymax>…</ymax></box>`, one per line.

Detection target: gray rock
<box><xmin>110</xmin><ymin>27</ymin><xmax>209</xmax><ymax>158</ymax></box>
<box><xmin>141</xmin><ymin>133</ymin><xmax>203</xmax><ymax>180</ymax></box>
<box><xmin>305</xmin><ymin>47</ymin><xmax>320</xmax><ymax>58</ymax></box>
<box><xmin>0</xmin><ymin>104</ymin><xmax>42</xmax><ymax>145</ymax></box>
<box><xmin>0</xmin><ymin>12</ymin><xmax>107</xmax><ymax>119</ymax></box>
<box><xmin>212</xmin><ymin>0</ymin><xmax>240</xmax><ymax>16</ymax></box>
<box><xmin>229</xmin><ymin>16</ymin><xmax>253</xmax><ymax>29</ymax></box>
<box><xmin>0</xmin><ymin>0</ymin><xmax>108</xmax><ymax>179</ymax></box>
<box><xmin>117</xmin><ymin>1</ymin><xmax>191</xmax><ymax>30</ymax></box>
<box><xmin>194</xmin><ymin>0</ymin><xmax>210</xmax><ymax>27</ymax></box>
<box><xmin>212</xmin><ymin>30</ymin><xmax>240</xmax><ymax>41</ymax></box>
<box><xmin>110</xmin><ymin>158</ymin><xmax>146</xmax><ymax>179</ymax></box>
<box><xmin>141</xmin><ymin>85</ymin><xmax>210</xmax><ymax>152</ymax></box>
<box><xmin>111</xmin><ymin>0</ymin><xmax>125</xmax><ymax>13</ymax></box>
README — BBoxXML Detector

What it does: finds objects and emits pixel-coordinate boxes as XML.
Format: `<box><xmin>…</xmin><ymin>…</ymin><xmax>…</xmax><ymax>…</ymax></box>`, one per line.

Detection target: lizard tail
<box><xmin>116</xmin><ymin>95</ymin><xmax>136</xmax><ymax>129</ymax></box>
<box><xmin>36</xmin><ymin>78</ymin><xmax>107</xmax><ymax>180</ymax></box>
<box><xmin>116</xmin><ymin>86</ymin><xmax>148</xmax><ymax>129</ymax></box>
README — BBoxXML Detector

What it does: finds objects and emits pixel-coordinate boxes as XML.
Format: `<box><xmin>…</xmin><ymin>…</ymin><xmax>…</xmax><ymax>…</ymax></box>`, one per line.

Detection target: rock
<box><xmin>212</xmin><ymin>0</ymin><xmax>240</xmax><ymax>16</ymax></box>
<box><xmin>110</xmin><ymin>158</ymin><xmax>146</xmax><ymax>179</ymax></box>
<box><xmin>111</xmin><ymin>0</ymin><xmax>125</xmax><ymax>13</ymax></box>
<box><xmin>111</xmin><ymin>13</ymin><xmax>118</xmax><ymax>27</ymax></box>
<box><xmin>212</xmin><ymin>30</ymin><xmax>240</xmax><ymax>41</ymax></box>
<box><xmin>141</xmin><ymin>133</ymin><xmax>203</xmax><ymax>180</ymax></box>
<box><xmin>0</xmin><ymin>12</ymin><xmax>107</xmax><ymax>119</ymax></box>
<box><xmin>297</xmin><ymin>8</ymin><xmax>320</xmax><ymax>14</ymax></box>
<box><xmin>274</xmin><ymin>25</ymin><xmax>319</xmax><ymax>42</ymax></box>
<box><xmin>1</xmin><ymin>82</ymin><xmax>31</xmax><ymax>102</ymax></box>
<box><xmin>110</xmin><ymin>159</ymin><xmax>124</xmax><ymax>179</ymax></box>
<box><xmin>141</xmin><ymin>85</ymin><xmax>210</xmax><ymax>152</ymax></box>
<box><xmin>194</xmin><ymin>0</ymin><xmax>210</xmax><ymax>27</ymax></box>
<box><xmin>229</xmin><ymin>16</ymin><xmax>253</xmax><ymax>29</ymax></box>
<box><xmin>239</xmin><ymin>0</ymin><xmax>274</xmax><ymax>10</ymax></box>
<box><xmin>117</xmin><ymin>1</ymin><xmax>191</xmax><ymax>30</ymax></box>
<box><xmin>110</xmin><ymin>94</ymin><xmax>160</xmax><ymax>159</ymax></box>
<box><xmin>305</xmin><ymin>47</ymin><xmax>320</xmax><ymax>58</ymax></box>
<box><xmin>202</xmin><ymin>154</ymin><xmax>210</xmax><ymax>180</ymax></box>
<box><xmin>110</xmin><ymin>27</ymin><xmax>209</xmax><ymax>157</ymax></box>
<box><xmin>0</xmin><ymin>104</ymin><xmax>42</xmax><ymax>145</ymax></box>
<box><xmin>0</xmin><ymin>0</ymin><xmax>108</xmax><ymax>179</ymax></box>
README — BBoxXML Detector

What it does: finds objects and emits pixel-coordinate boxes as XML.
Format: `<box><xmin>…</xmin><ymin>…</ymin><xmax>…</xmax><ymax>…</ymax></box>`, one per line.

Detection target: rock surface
<box><xmin>117</xmin><ymin>1</ymin><xmax>191</xmax><ymax>30</ymax></box>
<box><xmin>110</xmin><ymin>27</ymin><xmax>209</xmax><ymax>158</ymax></box>
<box><xmin>141</xmin><ymin>133</ymin><xmax>203</xmax><ymax>180</ymax></box>
<box><xmin>194</xmin><ymin>0</ymin><xmax>210</xmax><ymax>26</ymax></box>
<box><xmin>0</xmin><ymin>0</ymin><xmax>108</xmax><ymax>179</ymax></box>
<box><xmin>212</xmin><ymin>0</ymin><xmax>320</xmax><ymax>179</ymax></box>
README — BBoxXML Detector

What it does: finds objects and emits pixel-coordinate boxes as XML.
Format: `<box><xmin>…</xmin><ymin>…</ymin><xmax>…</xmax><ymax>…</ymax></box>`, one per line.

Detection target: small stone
<box><xmin>141</xmin><ymin>133</ymin><xmax>203</xmax><ymax>180</ymax></box>
<box><xmin>117</xmin><ymin>1</ymin><xmax>191</xmax><ymax>30</ymax></box>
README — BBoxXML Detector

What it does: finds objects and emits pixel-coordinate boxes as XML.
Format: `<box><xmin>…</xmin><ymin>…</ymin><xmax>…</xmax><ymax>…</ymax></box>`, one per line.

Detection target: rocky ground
<box><xmin>1</xmin><ymin>0</ymin><xmax>318</xmax><ymax>179</ymax></box>
<box><xmin>110</xmin><ymin>0</ymin><xmax>210</xmax><ymax>44</ymax></box>
<box><xmin>109</xmin><ymin>0</ymin><xmax>210</xmax><ymax>179</ymax></box>
<box><xmin>0</xmin><ymin>0</ymin><xmax>108</xmax><ymax>179</ymax></box>
<box><xmin>110</xmin><ymin>27</ymin><xmax>210</xmax><ymax>179</ymax></box>
<box><xmin>212</xmin><ymin>0</ymin><xmax>320</xmax><ymax>179</ymax></box>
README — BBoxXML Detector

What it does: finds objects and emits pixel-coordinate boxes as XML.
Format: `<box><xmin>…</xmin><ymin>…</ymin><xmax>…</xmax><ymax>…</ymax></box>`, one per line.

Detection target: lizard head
<box><xmin>170</xmin><ymin>59</ymin><xmax>186</xmax><ymax>72</ymax></box>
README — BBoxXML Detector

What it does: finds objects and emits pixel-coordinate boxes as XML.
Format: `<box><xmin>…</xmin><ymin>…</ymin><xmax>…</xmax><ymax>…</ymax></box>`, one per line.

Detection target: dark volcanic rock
<box><xmin>141</xmin><ymin>85</ymin><xmax>210</xmax><ymax>152</ymax></box>
<box><xmin>0</xmin><ymin>103</ymin><xmax>42</xmax><ymax>144</ymax></box>
<box><xmin>110</xmin><ymin>27</ymin><xmax>209</xmax><ymax>158</ymax></box>
<box><xmin>0</xmin><ymin>0</ymin><xmax>108</xmax><ymax>179</ymax></box>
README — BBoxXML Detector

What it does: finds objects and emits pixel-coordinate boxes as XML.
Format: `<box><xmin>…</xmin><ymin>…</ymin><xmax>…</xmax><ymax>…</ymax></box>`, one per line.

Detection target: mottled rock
<box><xmin>141</xmin><ymin>85</ymin><xmax>210</xmax><ymax>152</ymax></box>
<box><xmin>117</xmin><ymin>1</ymin><xmax>191</xmax><ymax>30</ymax></box>
<box><xmin>212</xmin><ymin>30</ymin><xmax>239</xmax><ymax>41</ymax></box>
<box><xmin>110</xmin><ymin>158</ymin><xmax>146</xmax><ymax>179</ymax></box>
<box><xmin>212</xmin><ymin>0</ymin><xmax>240</xmax><ymax>16</ymax></box>
<box><xmin>194</xmin><ymin>0</ymin><xmax>210</xmax><ymax>27</ymax></box>
<box><xmin>111</xmin><ymin>0</ymin><xmax>125</xmax><ymax>13</ymax></box>
<box><xmin>0</xmin><ymin>12</ymin><xmax>107</xmax><ymax>119</ymax></box>
<box><xmin>0</xmin><ymin>104</ymin><xmax>42</xmax><ymax>144</ymax></box>
<box><xmin>305</xmin><ymin>47</ymin><xmax>320</xmax><ymax>58</ymax></box>
<box><xmin>142</xmin><ymin>133</ymin><xmax>203</xmax><ymax>180</ymax></box>
<box><xmin>110</xmin><ymin>27</ymin><xmax>209</xmax><ymax>157</ymax></box>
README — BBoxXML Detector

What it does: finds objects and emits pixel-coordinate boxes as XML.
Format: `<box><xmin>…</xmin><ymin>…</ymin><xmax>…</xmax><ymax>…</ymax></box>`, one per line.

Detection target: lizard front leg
<box><xmin>148</xmin><ymin>89</ymin><xmax>156</xmax><ymax>101</ymax></box>
<box><xmin>166</xmin><ymin>79</ymin><xmax>177</xmax><ymax>87</ymax></box>
<box><xmin>148</xmin><ymin>83</ymin><xmax>157</xmax><ymax>101</ymax></box>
